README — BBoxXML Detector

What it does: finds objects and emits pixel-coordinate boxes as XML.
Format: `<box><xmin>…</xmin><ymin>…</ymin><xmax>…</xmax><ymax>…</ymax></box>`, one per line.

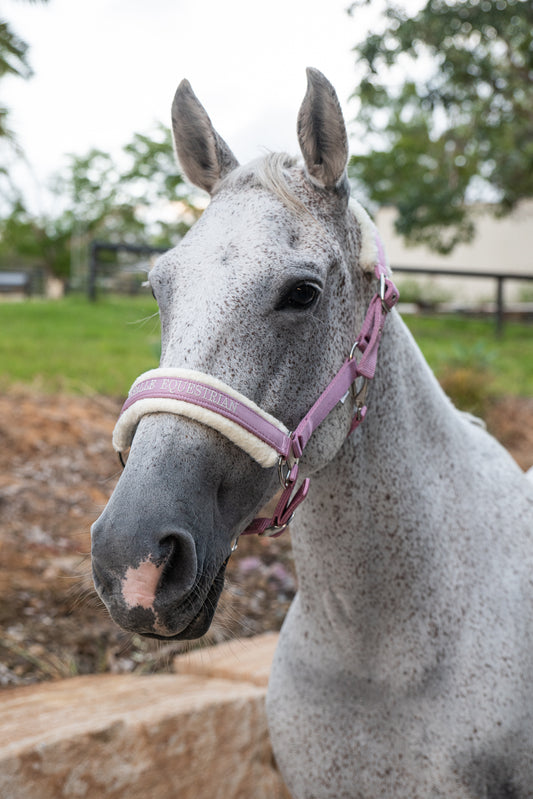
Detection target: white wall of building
<box><xmin>375</xmin><ymin>200</ymin><xmax>533</xmax><ymax>304</ymax></box>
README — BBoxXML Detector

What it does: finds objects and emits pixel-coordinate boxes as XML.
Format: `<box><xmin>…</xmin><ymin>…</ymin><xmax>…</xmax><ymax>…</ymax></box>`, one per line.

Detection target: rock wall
<box><xmin>0</xmin><ymin>633</ymin><xmax>291</xmax><ymax>799</ymax></box>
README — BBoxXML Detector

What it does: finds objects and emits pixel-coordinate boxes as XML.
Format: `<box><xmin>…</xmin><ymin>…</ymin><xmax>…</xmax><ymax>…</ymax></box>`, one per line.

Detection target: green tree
<box><xmin>1</xmin><ymin>1</ymin><xmax>49</xmax><ymax>209</ymax></box>
<box><xmin>1</xmin><ymin>1</ymin><xmax>48</xmax><ymax>141</ymax></box>
<box><xmin>0</xmin><ymin>124</ymin><xmax>197</xmax><ymax>279</ymax></box>
<box><xmin>348</xmin><ymin>0</ymin><xmax>533</xmax><ymax>253</ymax></box>
<box><xmin>0</xmin><ymin>20</ymin><xmax>30</xmax><ymax>140</ymax></box>
<box><xmin>52</xmin><ymin>123</ymin><xmax>196</xmax><ymax>252</ymax></box>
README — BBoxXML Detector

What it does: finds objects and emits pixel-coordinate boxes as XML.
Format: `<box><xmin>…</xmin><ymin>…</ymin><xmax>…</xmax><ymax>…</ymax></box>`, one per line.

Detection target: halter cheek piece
<box><xmin>113</xmin><ymin>238</ymin><xmax>399</xmax><ymax>541</ymax></box>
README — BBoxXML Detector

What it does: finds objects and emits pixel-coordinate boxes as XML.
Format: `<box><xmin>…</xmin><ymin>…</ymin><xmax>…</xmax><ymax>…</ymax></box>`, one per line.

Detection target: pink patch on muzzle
<box><xmin>121</xmin><ymin>559</ymin><xmax>164</xmax><ymax>610</ymax></box>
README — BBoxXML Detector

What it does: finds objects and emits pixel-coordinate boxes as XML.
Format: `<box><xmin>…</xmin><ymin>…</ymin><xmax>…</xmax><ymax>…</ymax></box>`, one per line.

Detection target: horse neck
<box><xmin>290</xmin><ymin>311</ymin><xmax>467</xmax><ymax>661</ymax></box>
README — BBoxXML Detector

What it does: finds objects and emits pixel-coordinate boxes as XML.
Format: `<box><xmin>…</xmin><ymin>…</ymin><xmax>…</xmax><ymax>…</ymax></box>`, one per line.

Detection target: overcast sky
<box><xmin>4</xmin><ymin>0</ymin><xmax>404</xmax><ymax>207</ymax></box>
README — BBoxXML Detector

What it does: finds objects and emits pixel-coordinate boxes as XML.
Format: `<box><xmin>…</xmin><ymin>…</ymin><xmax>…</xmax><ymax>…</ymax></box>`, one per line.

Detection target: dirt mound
<box><xmin>0</xmin><ymin>390</ymin><xmax>531</xmax><ymax>687</ymax></box>
<box><xmin>485</xmin><ymin>396</ymin><xmax>533</xmax><ymax>472</ymax></box>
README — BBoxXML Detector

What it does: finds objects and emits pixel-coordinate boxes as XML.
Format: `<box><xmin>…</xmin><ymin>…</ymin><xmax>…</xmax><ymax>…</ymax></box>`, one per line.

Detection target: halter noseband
<box><xmin>113</xmin><ymin>237</ymin><xmax>398</xmax><ymax>540</ymax></box>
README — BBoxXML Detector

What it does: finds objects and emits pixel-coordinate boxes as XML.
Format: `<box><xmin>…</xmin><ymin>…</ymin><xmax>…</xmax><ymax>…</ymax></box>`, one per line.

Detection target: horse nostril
<box><xmin>158</xmin><ymin>529</ymin><xmax>198</xmax><ymax>597</ymax></box>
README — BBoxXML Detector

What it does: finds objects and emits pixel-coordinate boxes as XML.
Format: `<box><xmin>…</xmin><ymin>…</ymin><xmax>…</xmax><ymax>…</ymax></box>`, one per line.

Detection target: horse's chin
<box><xmin>142</xmin><ymin>608</ymin><xmax>214</xmax><ymax>641</ymax></box>
<box><xmin>138</xmin><ymin>559</ymin><xmax>227</xmax><ymax>641</ymax></box>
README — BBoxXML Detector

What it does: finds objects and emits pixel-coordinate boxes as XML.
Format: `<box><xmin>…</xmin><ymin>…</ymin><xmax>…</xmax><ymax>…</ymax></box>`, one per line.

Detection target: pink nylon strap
<box><xmin>290</xmin><ymin>254</ymin><xmax>398</xmax><ymax>459</ymax></box>
<box><xmin>291</xmin><ymin>358</ymin><xmax>359</xmax><ymax>459</ymax></box>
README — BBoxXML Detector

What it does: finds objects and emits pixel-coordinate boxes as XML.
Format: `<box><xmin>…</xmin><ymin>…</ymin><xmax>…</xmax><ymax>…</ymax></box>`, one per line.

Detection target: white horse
<box><xmin>91</xmin><ymin>69</ymin><xmax>533</xmax><ymax>798</ymax></box>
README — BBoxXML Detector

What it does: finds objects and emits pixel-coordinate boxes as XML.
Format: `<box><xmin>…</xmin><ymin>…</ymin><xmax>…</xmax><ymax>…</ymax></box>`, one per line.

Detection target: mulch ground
<box><xmin>0</xmin><ymin>389</ymin><xmax>532</xmax><ymax>687</ymax></box>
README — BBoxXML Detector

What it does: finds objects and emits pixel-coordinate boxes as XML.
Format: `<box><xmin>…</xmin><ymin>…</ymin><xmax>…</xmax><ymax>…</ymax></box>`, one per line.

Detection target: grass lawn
<box><xmin>405</xmin><ymin>314</ymin><xmax>533</xmax><ymax>397</ymax></box>
<box><xmin>1</xmin><ymin>295</ymin><xmax>532</xmax><ymax>398</ymax></box>
<box><xmin>1</xmin><ymin>295</ymin><xmax>161</xmax><ymax>395</ymax></box>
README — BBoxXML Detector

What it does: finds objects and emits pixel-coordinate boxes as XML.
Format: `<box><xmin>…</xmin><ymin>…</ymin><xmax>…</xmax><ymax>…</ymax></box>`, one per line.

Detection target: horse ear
<box><xmin>171</xmin><ymin>79</ymin><xmax>239</xmax><ymax>195</ymax></box>
<box><xmin>297</xmin><ymin>68</ymin><xmax>349</xmax><ymax>191</ymax></box>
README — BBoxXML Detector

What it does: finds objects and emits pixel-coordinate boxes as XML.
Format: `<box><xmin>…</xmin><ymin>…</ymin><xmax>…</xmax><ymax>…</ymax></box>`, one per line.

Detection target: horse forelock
<box><xmin>216</xmin><ymin>151</ymin><xmax>385</xmax><ymax>276</ymax></box>
<box><xmin>217</xmin><ymin>152</ymin><xmax>308</xmax><ymax>217</ymax></box>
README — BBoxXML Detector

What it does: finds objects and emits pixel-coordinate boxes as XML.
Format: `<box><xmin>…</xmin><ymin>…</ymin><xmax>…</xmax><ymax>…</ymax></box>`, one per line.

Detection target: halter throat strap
<box><xmin>113</xmin><ymin>250</ymin><xmax>398</xmax><ymax>538</ymax></box>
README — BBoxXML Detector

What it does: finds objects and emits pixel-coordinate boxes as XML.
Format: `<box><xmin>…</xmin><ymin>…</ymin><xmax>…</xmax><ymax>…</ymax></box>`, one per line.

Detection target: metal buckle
<box><xmin>380</xmin><ymin>273</ymin><xmax>397</xmax><ymax>313</ymax></box>
<box><xmin>259</xmin><ymin>512</ymin><xmax>295</xmax><ymax>538</ymax></box>
<box><xmin>278</xmin><ymin>454</ymin><xmax>298</xmax><ymax>489</ymax></box>
<box><xmin>379</xmin><ymin>273</ymin><xmax>386</xmax><ymax>300</ymax></box>
<box><xmin>349</xmin><ymin>340</ymin><xmax>359</xmax><ymax>360</ymax></box>
<box><xmin>353</xmin><ymin>376</ymin><xmax>369</xmax><ymax>420</ymax></box>
<box><xmin>345</xmin><ymin>343</ymin><xmax>369</xmax><ymax>413</ymax></box>
<box><xmin>338</xmin><ymin>342</ymin><xmax>361</xmax><ymax>405</ymax></box>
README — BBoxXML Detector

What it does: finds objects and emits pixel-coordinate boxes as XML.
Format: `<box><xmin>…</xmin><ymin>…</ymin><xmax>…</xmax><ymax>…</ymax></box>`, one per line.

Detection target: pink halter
<box><xmin>114</xmin><ymin>242</ymin><xmax>398</xmax><ymax>540</ymax></box>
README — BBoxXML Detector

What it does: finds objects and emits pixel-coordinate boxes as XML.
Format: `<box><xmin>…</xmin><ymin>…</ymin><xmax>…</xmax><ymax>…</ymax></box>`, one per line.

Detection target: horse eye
<box><xmin>281</xmin><ymin>282</ymin><xmax>320</xmax><ymax>310</ymax></box>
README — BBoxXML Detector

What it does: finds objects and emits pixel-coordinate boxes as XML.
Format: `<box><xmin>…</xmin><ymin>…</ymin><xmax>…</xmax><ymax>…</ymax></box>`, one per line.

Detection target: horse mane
<box><xmin>219</xmin><ymin>152</ymin><xmax>385</xmax><ymax>275</ymax></box>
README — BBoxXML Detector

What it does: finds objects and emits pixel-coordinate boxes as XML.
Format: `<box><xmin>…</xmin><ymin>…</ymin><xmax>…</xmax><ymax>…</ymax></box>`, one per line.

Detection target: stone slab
<box><xmin>174</xmin><ymin>631</ymin><xmax>279</xmax><ymax>687</ymax></box>
<box><xmin>0</xmin><ymin>671</ymin><xmax>290</xmax><ymax>799</ymax></box>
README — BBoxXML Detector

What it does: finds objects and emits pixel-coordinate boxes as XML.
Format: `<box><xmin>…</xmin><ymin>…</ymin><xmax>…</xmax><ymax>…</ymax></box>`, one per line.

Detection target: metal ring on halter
<box><xmin>380</xmin><ymin>273</ymin><xmax>395</xmax><ymax>313</ymax></box>
<box><xmin>353</xmin><ymin>377</ymin><xmax>369</xmax><ymax>420</ymax></box>
<box><xmin>278</xmin><ymin>456</ymin><xmax>296</xmax><ymax>489</ymax></box>
<box><xmin>349</xmin><ymin>340</ymin><xmax>359</xmax><ymax>361</ymax></box>
<box><xmin>259</xmin><ymin>513</ymin><xmax>295</xmax><ymax>538</ymax></box>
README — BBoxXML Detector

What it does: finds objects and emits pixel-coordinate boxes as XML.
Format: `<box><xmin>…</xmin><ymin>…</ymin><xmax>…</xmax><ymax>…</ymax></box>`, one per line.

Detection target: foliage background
<box><xmin>348</xmin><ymin>0</ymin><xmax>533</xmax><ymax>252</ymax></box>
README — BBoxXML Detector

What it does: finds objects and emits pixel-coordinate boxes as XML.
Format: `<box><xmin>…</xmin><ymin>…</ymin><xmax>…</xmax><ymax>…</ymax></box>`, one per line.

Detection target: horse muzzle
<box><xmin>91</xmin><ymin>517</ymin><xmax>222</xmax><ymax>639</ymax></box>
<box><xmin>90</xmin><ymin>413</ymin><xmax>255</xmax><ymax>639</ymax></box>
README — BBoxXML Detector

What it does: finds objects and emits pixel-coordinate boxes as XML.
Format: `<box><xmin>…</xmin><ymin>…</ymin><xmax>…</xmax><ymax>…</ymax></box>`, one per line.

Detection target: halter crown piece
<box><xmin>113</xmin><ymin>231</ymin><xmax>399</xmax><ymax>540</ymax></box>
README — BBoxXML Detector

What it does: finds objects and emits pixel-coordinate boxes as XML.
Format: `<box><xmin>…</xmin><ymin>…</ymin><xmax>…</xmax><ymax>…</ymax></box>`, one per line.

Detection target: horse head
<box><xmin>91</xmin><ymin>69</ymin><xmax>378</xmax><ymax>639</ymax></box>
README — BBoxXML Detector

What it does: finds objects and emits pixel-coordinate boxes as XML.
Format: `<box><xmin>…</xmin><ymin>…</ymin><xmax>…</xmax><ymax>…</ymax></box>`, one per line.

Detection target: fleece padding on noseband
<box><xmin>113</xmin><ymin>368</ymin><xmax>290</xmax><ymax>468</ymax></box>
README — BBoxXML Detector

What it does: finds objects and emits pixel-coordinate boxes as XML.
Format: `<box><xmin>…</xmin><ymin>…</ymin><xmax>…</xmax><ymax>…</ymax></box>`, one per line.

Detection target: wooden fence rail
<box><xmin>392</xmin><ymin>266</ymin><xmax>533</xmax><ymax>336</ymax></box>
